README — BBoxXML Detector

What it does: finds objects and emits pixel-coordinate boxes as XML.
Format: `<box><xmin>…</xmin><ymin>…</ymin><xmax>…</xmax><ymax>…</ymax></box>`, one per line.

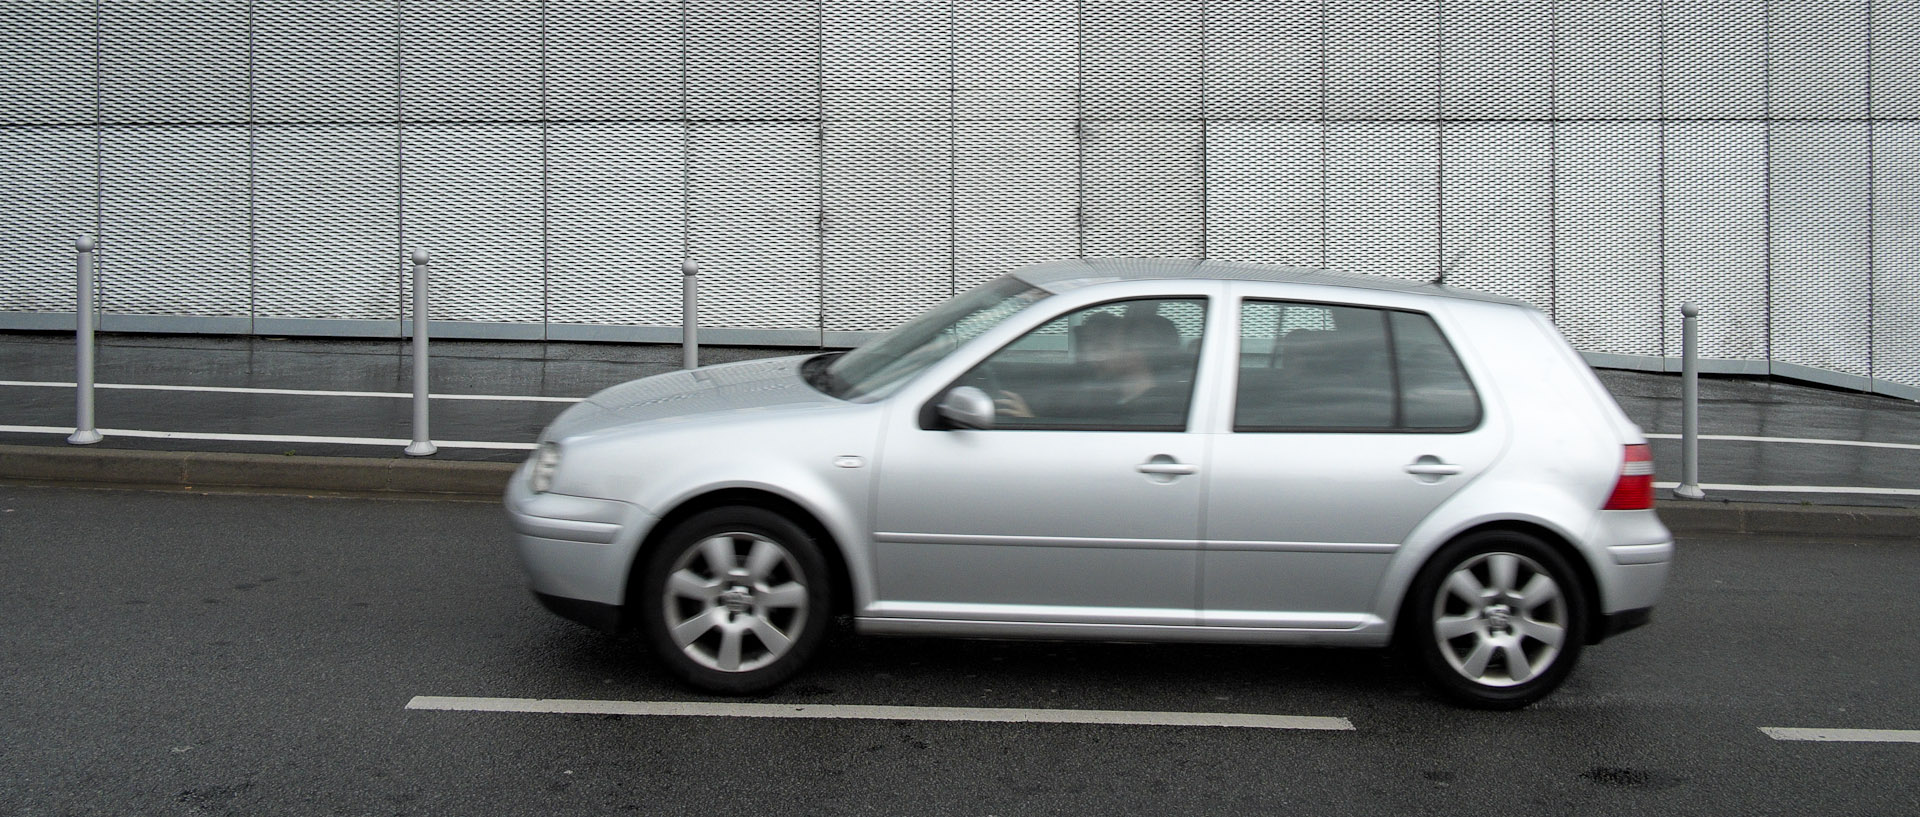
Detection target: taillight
<box><xmin>1603</xmin><ymin>444</ymin><xmax>1656</xmax><ymax>510</ymax></box>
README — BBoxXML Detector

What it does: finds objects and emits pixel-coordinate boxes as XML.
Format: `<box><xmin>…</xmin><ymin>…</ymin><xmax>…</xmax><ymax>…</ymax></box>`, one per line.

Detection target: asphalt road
<box><xmin>2</xmin><ymin>484</ymin><xmax>1915</xmax><ymax>816</ymax></box>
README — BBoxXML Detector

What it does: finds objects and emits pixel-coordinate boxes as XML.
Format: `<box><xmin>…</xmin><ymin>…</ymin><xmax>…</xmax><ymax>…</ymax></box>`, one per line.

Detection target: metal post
<box><xmin>682</xmin><ymin>260</ymin><xmax>699</xmax><ymax>370</ymax></box>
<box><xmin>68</xmin><ymin>235</ymin><xmax>102</xmax><ymax>445</ymax></box>
<box><xmin>405</xmin><ymin>249</ymin><xmax>436</xmax><ymax>457</ymax></box>
<box><xmin>1673</xmin><ymin>302</ymin><xmax>1705</xmax><ymax>499</ymax></box>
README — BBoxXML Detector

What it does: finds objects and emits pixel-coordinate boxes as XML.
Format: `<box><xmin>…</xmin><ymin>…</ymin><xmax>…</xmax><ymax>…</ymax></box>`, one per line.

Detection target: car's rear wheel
<box><xmin>1400</xmin><ymin>531</ymin><xmax>1588</xmax><ymax>710</ymax></box>
<box><xmin>636</xmin><ymin>506</ymin><xmax>830</xmax><ymax>694</ymax></box>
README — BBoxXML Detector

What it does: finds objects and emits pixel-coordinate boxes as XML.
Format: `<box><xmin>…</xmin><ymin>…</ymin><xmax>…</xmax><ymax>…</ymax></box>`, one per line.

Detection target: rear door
<box><xmin>1201</xmin><ymin>290</ymin><xmax>1505</xmax><ymax>628</ymax></box>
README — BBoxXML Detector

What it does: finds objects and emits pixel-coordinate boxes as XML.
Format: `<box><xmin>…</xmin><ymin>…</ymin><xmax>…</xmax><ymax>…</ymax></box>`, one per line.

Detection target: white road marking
<box><xmin>0</xmin><ymin>380</ymin><xmax>581</xmax><ymax>402</ymax></box>
<box><xmin>404</xmin><ymin>695</ymin><xmax>1355</xmax><ymax>731</ymax></box>
<box><xmin>1761</xmin><ymin>727</ymin><xmax>1920</xmax><ymax>743</ymax></box>
<box><xmin>1653</xmin><ymin>481</ymin><xmax>1920</xmax><ymax>497</ymax></box>
<box><xmin>0</xmin><ymin>424</ymin><xmax>535</xmax><ymax>450</ymax></box>
<box><xmin>1644</xmin><ymin>432</ymin><xmax>1920</xmax><ymax>452</ymax></box>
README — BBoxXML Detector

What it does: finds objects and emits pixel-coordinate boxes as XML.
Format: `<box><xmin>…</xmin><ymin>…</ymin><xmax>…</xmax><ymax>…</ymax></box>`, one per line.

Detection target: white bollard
<box><xmin>683</xmin><ymin>260</ymin><xmax>699</xmax><ymax>370</ymax></box>
<box><xmin>1673</xmin><ymin>302</ymin><xmax>1704</xmax><ymax>500</ymax></box>
<box><xmin>68</xmin><ymin>235</ymin><xmax>102</xmax><ymax>445</ymax></box>
<box><xmin>405</xmin><ymin>248</ymin><xmax>437</xmax><ymax>457</ymax></box>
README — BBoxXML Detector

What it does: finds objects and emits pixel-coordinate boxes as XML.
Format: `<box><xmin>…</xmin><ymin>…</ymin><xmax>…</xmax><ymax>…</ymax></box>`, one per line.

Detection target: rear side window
<box><xmin>1234</xmin><ymin>300</ymin><xmax>1480</xmax><ymax>433</ymax></box>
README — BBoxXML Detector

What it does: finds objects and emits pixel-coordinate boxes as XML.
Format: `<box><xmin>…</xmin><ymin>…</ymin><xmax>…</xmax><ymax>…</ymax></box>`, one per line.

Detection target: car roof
<box><xmin>1011</xmin><ymin>257</ymin><xmax>1534</xmax><ymax>308</ymax></box>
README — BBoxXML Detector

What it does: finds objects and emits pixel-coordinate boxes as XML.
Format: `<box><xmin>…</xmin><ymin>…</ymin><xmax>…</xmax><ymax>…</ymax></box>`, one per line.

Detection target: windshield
<box><xmin>816</xmin><ymin>275</ymin><xmax>1049</xmax><ymax>401</ymax></box>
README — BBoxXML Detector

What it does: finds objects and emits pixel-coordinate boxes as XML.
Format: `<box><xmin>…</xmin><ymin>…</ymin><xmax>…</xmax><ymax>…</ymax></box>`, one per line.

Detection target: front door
<box><xmin>871</xmin><ymin>297</ymin><xmax>1211</xmax><ymax>626</ymax></box>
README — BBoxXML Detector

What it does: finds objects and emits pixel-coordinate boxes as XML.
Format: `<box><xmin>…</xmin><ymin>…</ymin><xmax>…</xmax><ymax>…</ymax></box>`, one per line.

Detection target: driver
<box><xmin>995</xmin><ymin>309</ymin><xmax>1188</xmax><ymax>425</ymax></box>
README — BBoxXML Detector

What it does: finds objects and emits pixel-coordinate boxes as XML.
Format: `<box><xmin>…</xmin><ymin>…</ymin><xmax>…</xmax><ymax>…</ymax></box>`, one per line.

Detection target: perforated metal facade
<box><xmin>1</xmin><ymin>0</ymin><xmax>1915</xmax><ymax>398</ymax></box>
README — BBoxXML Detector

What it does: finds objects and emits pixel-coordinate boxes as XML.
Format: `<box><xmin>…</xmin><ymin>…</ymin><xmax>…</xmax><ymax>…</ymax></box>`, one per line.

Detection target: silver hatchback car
<box><xmin>507</xmin><ymin>258</ymin><xmax>1672</xmax><ymax>708</ymax></box>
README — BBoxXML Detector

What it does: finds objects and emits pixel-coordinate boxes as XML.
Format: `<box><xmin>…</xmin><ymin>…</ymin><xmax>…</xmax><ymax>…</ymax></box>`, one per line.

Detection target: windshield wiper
<box><xmin>801</xmin><ymin>352</ymin><xmax>848</xmax><ymax>397</ymax></box>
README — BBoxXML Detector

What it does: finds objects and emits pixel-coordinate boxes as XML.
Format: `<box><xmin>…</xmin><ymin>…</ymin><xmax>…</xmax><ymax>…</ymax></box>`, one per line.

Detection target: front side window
<box><xmin>1235</xmin><ymin>300</ymin><xmax>1479</xmax><ymax>432</ymax></box>
<box><xmin>960</xmin><ymin>298</ymin><xmax>1207</xmax><ymax>431</ymax></box>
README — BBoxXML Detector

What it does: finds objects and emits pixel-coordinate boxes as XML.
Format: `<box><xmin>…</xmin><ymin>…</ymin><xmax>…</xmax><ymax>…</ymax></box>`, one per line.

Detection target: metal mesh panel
<box><xmin>1326</xmin><ymin>0</ymin><xmax>1438</xmax><ymax>120</ymax></box>
<box><xmin>824</xmin><ymin>90</ymin><xmax>948</xmax><ymax>122</ymax></box>
<box><xmin>955</xmin><ymin>90</ymin><xmax>1074</xmax><ymax>120</ymax></box>
<box><xmin>823</xmin><ymin>0</ymin><xmax>949</xmax><ymax>91</ymax></box>
<box><xmin>1664</xmin><ymin>0</ymin><xmax>1765</xmax><ymax>119</ymax></box>
<box><xmin>1441</xmin><ymin>0</ymin><xmax>1550</xmax><ymax>119</ymax></box>
<box><xmin>1770</xmin><ymin>121</ymin><xmax>1871</xmax><ymax>377</ymax></box>
<box><xmin>399</xmin><ymin>1</ymin><xmax>540</xmax><ymax>122</ymax></box>
<box><xmin>1082</xmin><ymin>121</ymin><xmax>1202</xmax><ymax>258</ymax></box>
<box><xmin>547</xmin><ymin>123</ymin><xmax>684</xmax><ymax>327</ymax></box>
<box><xmin>1770</xmin><ymin>0</ymin><xmax>1869</xmax><ymax>119</ymax></box>
<box><xmin>99</xmin><ymin>126</ymin><xmax>250</xmax><ymax>316</ymax></box>
<box><xmin>1204</xmin><ymin>0</ymin><xmax>1318</xmax><ymax>120</ymax></box>
<box><xmin>687</xmin><ymin>122</ymin><xmax>820</xmax><ymax>330</ymax></box>
<box><xmin>1326</xmin><ymin>123</ymin><xmax>1438</xmax><ymax>282</ymax></box>
<box><xmin>548</xmin><ymin>1</ymin><xmax>683</xmax><ymax>121</ymax></box>
<box><xmin>1439</xmin><ymin>122</ymin><xmax>1551</xmax><ymax>310</ymax></box>
<box><xmin>1663</xmin><ymin>122</ymin><xmax>1767</xmax><ymax>362</ymax></box>
<box><xmin>1</xmin><ymin>0</ymin><xmax>94</xmax><ymax>124</ymax></box>
<box><xmin>687</xmin><ymin>0</ymin><xmax>819</xmax><ymax>120</ymax></box>
<box><xmin>101</xmin><ymin>0</ymin><xmax>247</xmax><ymax>124</ymax></box>
<box><xmin>255</xmin><ymin>0</ymin><xmax>399</xmax><ymax>124</ymax></box>
<box><xmin>1874</xmin><ymin>122</ymin><xmax>1920</xmax><ymax>389</ymax></box>
<box><xmin>254</xmin><ymin>125</ymin><xmax>401</xmax><ymax>321</ymax></box>
<box><xmin>1082</xmin><ymin>0</ymin><xmax>1201</xmax><ymax>119</ymax></box>
<box><xmin>1552</xmin><ymin>122</ymin><xmax>1660</xmax><ymax>355</ymax></box>
<box><xmin>1554</xmin><ymin>0</ymin><xmax>1658</xmax><ymax>119</ymax></box>
<box><xmin>956</xmin><ymin>0</ymin><xmax>1075</xmax><ymax>92</ymax></box>
<box><xmin>1205</xmin><ymin>122</ymin><xmax>1322</xmax><ymax>266</ymax></box>
<box><xmin>400</xmin><ymin>124</ymin><xmax>543</xmax><ymax>324</ymax></box>
<box><xmin>0</xmin><ymin>127</ymin><xmax>94</xmax><ymax>312</ymax></box>
<box><xmin>1875</xmin><ymin>0</ymin><xmax>1920</xmax><ymax>118</ymax></box>
<box><xmin>822</xmin><ymin>122</ymin><xmax>952</xmax><ymax>333</ymax></box>
<box><xmin>954</xmin><ymin>121</ymin><xmax>1077</xmax><ymax>289</ymax></box>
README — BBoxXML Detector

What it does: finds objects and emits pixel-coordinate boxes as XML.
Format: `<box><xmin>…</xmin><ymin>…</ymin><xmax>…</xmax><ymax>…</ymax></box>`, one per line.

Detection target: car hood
<box><xmin>541</xmin><ymin>354</ymin><xmax>841</xmax><ymax>442</ymax></box>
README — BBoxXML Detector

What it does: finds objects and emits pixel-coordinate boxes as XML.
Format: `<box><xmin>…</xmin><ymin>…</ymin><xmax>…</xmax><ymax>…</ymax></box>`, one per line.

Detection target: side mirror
<box><xmin>935</xmin><ymin>385</ymin><xmax>995</xmax><ymax>430</ymax></box>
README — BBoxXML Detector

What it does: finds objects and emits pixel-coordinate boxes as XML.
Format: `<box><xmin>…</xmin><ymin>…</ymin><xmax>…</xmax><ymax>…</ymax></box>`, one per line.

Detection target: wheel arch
<box><xmin>626</xmin><ymin>487</ymin><xmax>857</xmax><ymax>622</ymax></box>
<box><xmin>1393</xmin><ymin>519</ymin><xmax>1605</xmax><ymax>647</ymax></box>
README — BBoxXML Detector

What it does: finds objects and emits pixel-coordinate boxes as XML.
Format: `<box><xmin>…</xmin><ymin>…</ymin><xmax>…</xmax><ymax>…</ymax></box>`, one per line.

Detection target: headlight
<box><xmin>530</xmin><ymin>442</ymin><xmax>560</xmax><ymax>493</ymax></box>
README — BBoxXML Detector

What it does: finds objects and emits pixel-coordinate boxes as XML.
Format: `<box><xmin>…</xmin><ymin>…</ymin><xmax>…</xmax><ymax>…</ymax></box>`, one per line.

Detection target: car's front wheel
<box><xmin>636</xmin><ymin>506</ymin><xmax>831</xmax><ymax>694</ymax></box>
<box><xmin>1400</xmin><ymin>531</ymin><xmax>1589</xmax><ymax>710</ymax></box>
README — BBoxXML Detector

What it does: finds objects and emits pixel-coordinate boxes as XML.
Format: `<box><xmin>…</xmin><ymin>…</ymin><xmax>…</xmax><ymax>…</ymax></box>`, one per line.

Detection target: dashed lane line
<box><xmin>404</xmin><ymin>695</ymin><xmax>1354</xmax><ymax>731</ymax></box>
<box><xmin>1761</xmin><ymin>727</ymin><xmax>1920</xmax><ymax>743</ymax></box>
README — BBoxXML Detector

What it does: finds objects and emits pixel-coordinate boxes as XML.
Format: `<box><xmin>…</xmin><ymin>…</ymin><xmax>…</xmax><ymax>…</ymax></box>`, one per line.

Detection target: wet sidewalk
<box><xmin>2</xmin><ymin>330</ymin><xmax>1917</xmax><ymax>509</ymax></box>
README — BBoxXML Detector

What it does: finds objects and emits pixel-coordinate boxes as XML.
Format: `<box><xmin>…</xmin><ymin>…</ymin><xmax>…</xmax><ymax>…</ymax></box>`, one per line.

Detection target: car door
<box><xmin>870</xmin><ymin>296</ymin><xmax>1213</xmax><ymax>627</ymax></box>
<box><xmin>1201</xmin><ymin>292</ymin><xmax>1505</xmax><ymax>628</ymax></box>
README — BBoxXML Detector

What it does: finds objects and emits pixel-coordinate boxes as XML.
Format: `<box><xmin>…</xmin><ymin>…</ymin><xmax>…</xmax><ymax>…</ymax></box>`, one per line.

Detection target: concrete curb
<box><xmin>0</xmin><ymin>444</ymin><xmax>514</xmax><ymax>499</ymax></box>
<box><xmin>2</xmin><ymin>444</ymin><xmax>1917</xmax><ymax>540</ymax></box>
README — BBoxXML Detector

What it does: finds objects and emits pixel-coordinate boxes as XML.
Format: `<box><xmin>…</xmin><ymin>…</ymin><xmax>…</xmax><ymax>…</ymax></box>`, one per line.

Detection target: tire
<box><xmin>1399</xmin><ymin>531</ymin><xmax>1589</xmax><ymax>710</ymax></box>
<box><xmin>635</xmin><ymin>506</ymin><xmax>832</xmax><ymax>694</ymax></box>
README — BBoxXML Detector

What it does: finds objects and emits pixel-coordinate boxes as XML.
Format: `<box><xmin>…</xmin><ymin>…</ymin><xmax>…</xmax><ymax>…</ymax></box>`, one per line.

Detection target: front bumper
<box><xmin>505</xmin><ymin>462</ymin><xmax>654</xmax><ymax>624</ymax></box>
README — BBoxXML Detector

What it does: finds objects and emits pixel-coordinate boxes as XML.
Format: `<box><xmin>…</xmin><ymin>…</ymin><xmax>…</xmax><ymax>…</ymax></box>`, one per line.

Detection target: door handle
<box><xmin>1404</xmin><ymin>458</ymin><xmax>1462</xmax><ymax>477</ymax></box>
<box><xmin>1136</xmin><ymin>461</ymin><xmax>1198</xmax><ymax>476</ymax></box>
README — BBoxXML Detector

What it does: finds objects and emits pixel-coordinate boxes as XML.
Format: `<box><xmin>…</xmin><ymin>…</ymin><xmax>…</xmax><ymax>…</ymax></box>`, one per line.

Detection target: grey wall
<box><xmin>2</xmin><ymin>0</ymin><xmax>1916</xmax><ymax>398</ymax></box>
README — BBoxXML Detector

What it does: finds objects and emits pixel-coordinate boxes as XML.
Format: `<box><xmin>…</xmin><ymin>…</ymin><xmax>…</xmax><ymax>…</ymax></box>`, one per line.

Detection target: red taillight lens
<box><xmin>1603</xmin><ymin>444</ymin><xmax>1656</xmax><ymax>510</ymax></box>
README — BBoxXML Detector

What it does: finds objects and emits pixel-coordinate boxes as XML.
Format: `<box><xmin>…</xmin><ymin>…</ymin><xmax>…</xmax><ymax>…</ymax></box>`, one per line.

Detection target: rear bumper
<box><xmin>1592</xmin><ymin>606</ymin><xmax>1653</xmax><ymax>643</ymax></box>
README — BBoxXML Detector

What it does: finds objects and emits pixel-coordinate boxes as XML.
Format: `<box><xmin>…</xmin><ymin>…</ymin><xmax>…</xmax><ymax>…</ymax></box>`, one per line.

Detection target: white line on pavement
<box><xmin>0</xmin><ymin>424</ymin><xmax>536</xmax><ymax>450</ymax></box>
<box><xmin>1761</xmin><ymin>727</ymin><xmax>1920</xmax><ymax>743</ymax></box>
<box><xmin>1644</xmin><ymin>432</ymin><xmax>1920</xmax><ymax>452</ymax></box>
<box><xmin>1653</xmin><ymin>481</ymin><xmax>1920</xmax><ymax>497</ymax></box>
<box><xmin>0</xmin><ymin>380</ymin><xmax>581</xmax><ymax>403</ymax></box>
<box><xmin>404</xmin><ymin>695</ymin><xmax>1355</xmax><ymax>731</ymax></box>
